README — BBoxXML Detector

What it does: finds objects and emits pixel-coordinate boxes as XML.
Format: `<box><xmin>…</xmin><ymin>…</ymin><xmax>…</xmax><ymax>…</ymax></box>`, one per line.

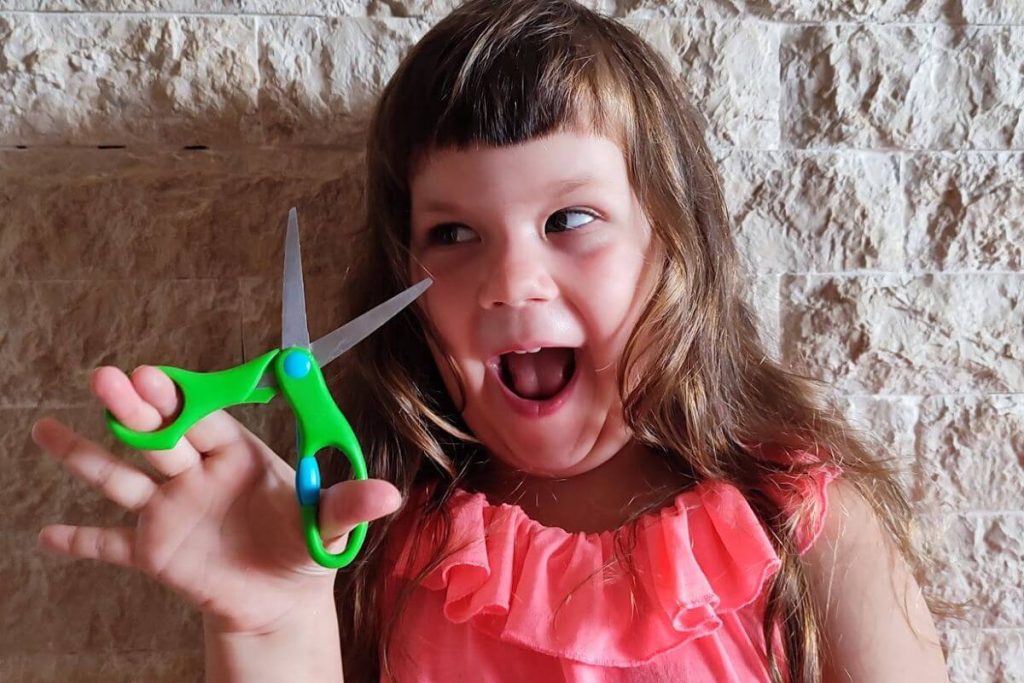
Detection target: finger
<box><xmin>119</xmin><ymin>366</ymin><xmax>250</xmax><ymax>458</ymax></box>
<box><xmin>33</xmin><ymin>417</ymin><xmax>157</xmax><ymax>512</ymax></box>
<box><xmin>129</xmin><ymin>366</ymin><xmax>202</xmax><ymax>476</ymax></box>
<box><xmin>318</xmin><ymin>479</ymin><xmax>403</xmax><ymax>546</ymax></box>
<box><xmin>92</xmin><ymin>365</ymin><xmax>165</xmax><ymax>432</ymax></box>
<box><xmin>129</xmin><ymin>365</ymin><xmax>180</xmax><ymax>418</ymax></box>
<box><xmin>38</xmin><ymin>524</ymin><xmax>135</xmax><ymax>569</ymax></box>
<box><xmin>91</xmin><ymin>366</ymin><xmax>202</xmax><ymax>476</ymax></box>
<box><xmin>178</xmin><ymin>408</ymin><xmax>250</xmax><ymax>458</ymax></box>
<box><xmin>96</xmin><ymin>364</ymin><xmax>258</xmax><ymax>467</ymax></box>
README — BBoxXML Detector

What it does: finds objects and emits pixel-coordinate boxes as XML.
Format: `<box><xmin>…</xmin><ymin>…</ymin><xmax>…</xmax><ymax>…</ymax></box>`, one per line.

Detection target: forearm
<box><xmin>204</xmin><ymin>603</ymin><xmax>344</xmax><ymax>683</ymax></box>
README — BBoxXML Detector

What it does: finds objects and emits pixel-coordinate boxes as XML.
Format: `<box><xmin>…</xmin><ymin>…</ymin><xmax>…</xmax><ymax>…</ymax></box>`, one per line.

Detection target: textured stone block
<box><xmin>920</xmin><ymin>514</ymin><xmax>1024</xmax><ymax>629</ymax></box>
<box><xmin>1</xmin><ymin>1</ymin><xmax>239</xmax><ymax>10</ymax></box>
<box><xmin>0</xmin><ymin>13</ymin><xmax>259</xmax><ymax>146</ymax></box>
<box><xmin>626</xmin><ymin>18</ymin><xmax>781</xmax><ymax>149</ymax></box>
<box><xmin>0</xmin><ymin>532</ymin><xmax>201</xmax><ymax>655</ymax></box>
<box><xmin>915</xmin><ymin>395</ymin><xmax>1024</xmax><ymax>512</ymax></box>
<box><xmin>781</xmin><ymin>24</ymin><xmax>1024</xmax><ymax>150</ymax></box>
<box><xmin>720</xmin><ymin>150</ymin><xmax>902</xmax><ymax>272</ymax></box>
<box><xmin>962</xmin><ymin>1</ymin><xmax>1024</xmax><ymax>23</ymax></box>
<box><xmin>244</xmin><ymin>0</ymin><xmax>365</xmax><ymax>12</ymax></box>
<box><xmin>843</xmin><ymin>395</ymin><xmax>918</xmax><ymax>491</ymax></box>
<box><xmin>619</xmin><ymin>0</ymin><xmax>1024</xmax><ymax>22</ymax></box>
<box><xmin>0</xmin><ymin>148</ymin><xmax>363</xmax><ymax>280</ymax></box>
<box><xmin>0</xmin><ymin>650</ymin><xmax>204</xmax><ymax>683</ymax></box>
<box><xmin>781</xmin><ymin>274</ymin><xmax>1024</xmax><ymax>395</ymax></box>
<box><xmin>619</xmin><ymin>0</ymin><xmax>939</xmax><ymax>21</ymax></box>
<box><xmin>745</xmin><ymin>273</ymin><xmax>781</xmax><ymax>359</ymax></box>
<box><xmin>943</xmin><ymin>628</ymin><xmax>1024</xmax><ymax>683</ymax></box>
<box><xmin>905</xmin><ymin>152</ymin><xmax>1024</xmax><ymax>271</ymax></box>
<box><xmin>258</xmin><ymin>16</ymin><xmax>431</xmax><ymax>145</ymax></box>
<box><xmin>341</xmin><ymin>0</ymin><xmax>616</xmax><ymax>16</ymax></box>
<box><xmin>0</xmin><ymin>279</ymin><xmax>242</xmax><ymax>407</ymax></box>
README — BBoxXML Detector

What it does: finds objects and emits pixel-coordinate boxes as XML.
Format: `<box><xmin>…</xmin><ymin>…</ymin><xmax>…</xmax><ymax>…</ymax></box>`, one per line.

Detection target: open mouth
<box><xmin>497</xmin><ymin>347</ymin><xmax>577</xmax><ymax>401</ymax></box>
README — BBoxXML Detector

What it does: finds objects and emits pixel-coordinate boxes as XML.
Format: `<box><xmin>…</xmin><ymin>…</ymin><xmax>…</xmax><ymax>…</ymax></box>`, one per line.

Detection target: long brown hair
<box><xmin>328</xmin><ymin>1</ymin><xmax>930</xmax><ymax>680</ymax></box>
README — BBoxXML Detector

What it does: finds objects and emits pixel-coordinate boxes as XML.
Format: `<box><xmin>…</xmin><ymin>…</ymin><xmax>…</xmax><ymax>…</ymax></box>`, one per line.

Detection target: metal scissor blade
<box><xmin>282</xmin><ymin>207</ymin><xmax>311</xmax><ymax>350</ymax></box>
<box><xmin>310</xmin><ymin>278</ymin><xmax>432</xmax><ymax>369</ymax></box>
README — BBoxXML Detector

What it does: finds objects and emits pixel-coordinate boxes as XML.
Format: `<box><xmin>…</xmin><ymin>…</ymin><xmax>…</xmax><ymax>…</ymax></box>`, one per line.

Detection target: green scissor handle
<box><xmin>105</xmin><ymin>350</ymin><xmax>279</xmax><ymax>451</ymax></box>
<box><xmin>105</xmin><ymin>346</ymin><xmax>369</xmax><ymax>569</ymax></box>
<box><xmin>274</xmin><ymin>347</ymin><xmax>368</xmax><ymax>569</ymax></box>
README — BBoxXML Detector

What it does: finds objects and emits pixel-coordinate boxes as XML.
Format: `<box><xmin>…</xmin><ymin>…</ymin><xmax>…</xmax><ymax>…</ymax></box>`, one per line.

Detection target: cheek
<box><xmin>422</xmin><ymin>269</ymin><xmax>475</xmax><ymax>324</ymax></box>
<box><xmin>574</xmin><ymin>247</ymin><xmax>651</xmax><ymax>346</ymax></box>
<box><xmin>412</xmin><ymin>252</ymin><xmax>477</xmax><ymax>311</ymax></box>
<box><xmin>419</xmin><ymin>288</ymin><xmax>483</xmax><ymax>391</ymax></box>
<box><xmin>420</xmin><ymin>295</ymin><xmax>477</xmax><ymax>409</ymax></box>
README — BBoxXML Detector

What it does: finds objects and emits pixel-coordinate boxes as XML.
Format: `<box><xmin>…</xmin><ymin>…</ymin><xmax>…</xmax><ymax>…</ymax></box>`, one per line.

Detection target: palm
<box><xmin>132</xmin><ymin>437</ymin><xmax>326</xmax><ymax>631</ymax></box>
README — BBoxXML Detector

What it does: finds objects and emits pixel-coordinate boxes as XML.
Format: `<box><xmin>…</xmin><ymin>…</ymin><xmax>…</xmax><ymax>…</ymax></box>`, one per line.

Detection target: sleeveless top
<box><xmin>381</xmin><ymin>463</ymin><xmax>840</xmax><ymax>682</ymax></box>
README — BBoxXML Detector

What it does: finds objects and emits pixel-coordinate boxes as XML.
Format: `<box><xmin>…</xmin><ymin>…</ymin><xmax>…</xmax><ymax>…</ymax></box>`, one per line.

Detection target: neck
<box><xmin>470</xmin><ymin>441</ymin><xmax>694</xmax><ymax>534</ymax></box>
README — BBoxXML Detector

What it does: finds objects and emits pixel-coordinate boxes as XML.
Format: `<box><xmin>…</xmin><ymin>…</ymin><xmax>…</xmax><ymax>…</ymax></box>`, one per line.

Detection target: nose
<box><xmin>478</xmin><ymin>235</ymin><xmax>558</xmax><ymax>309</ymax></box>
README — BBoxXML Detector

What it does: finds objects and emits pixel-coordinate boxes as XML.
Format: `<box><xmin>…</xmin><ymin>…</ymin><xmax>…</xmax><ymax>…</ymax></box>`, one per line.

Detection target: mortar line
<box><xmin>2</xmin><ymin>9</ymin><xmax>1023</xmax><ymax>27</ymax></box>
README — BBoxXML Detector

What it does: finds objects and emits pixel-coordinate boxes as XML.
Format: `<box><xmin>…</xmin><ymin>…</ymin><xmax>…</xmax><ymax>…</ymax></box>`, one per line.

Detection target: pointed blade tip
<box><xmin>309</xmin><ymin>279</ymin><xmax>433</xmax><ymax>368</ymax></box>
<box><xmin>281</xmin><ymin>207</ymin><xmax>311</xmax><ymax>349</ymax></box>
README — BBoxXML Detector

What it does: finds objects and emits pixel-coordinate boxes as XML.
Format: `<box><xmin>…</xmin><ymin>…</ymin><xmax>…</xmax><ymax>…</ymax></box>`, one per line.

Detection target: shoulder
<box><xmin>800</xmin><ymin>479</ymin><xmax>950</xmax><ymax>682</ymax></box>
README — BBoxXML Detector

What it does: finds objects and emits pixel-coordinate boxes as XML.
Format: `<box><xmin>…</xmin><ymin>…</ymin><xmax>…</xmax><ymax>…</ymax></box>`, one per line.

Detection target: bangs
<box><xmin>382</xmin><ymin>4</ymin><xmax>636</xmax><ymax>178</ymax></box>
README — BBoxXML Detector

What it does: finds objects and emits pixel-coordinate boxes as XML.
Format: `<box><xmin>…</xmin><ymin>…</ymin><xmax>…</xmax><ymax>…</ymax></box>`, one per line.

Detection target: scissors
<box><xmin>106</xmin><ymin>207</ymin><xmax>431</xmax><ymax>568</ymax></box>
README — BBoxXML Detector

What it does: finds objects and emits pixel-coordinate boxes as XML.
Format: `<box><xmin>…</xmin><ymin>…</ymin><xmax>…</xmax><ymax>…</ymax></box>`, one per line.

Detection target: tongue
<box><xmin>504</xmin><ymin>348</ymin><xmax>574</xmax><ymax>400</ymax></box>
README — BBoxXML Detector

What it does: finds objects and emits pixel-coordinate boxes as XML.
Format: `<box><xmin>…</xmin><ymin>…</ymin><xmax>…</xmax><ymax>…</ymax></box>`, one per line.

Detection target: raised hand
<box><xmin>33</xmin><ymin>364</ymin><xmax>401</xmax><ymax>636</ymax></box>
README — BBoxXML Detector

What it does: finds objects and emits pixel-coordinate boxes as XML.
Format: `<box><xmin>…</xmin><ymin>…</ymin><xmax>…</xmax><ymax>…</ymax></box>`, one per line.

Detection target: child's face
<box><xmin>408</xmin><ymin>131</ymin><xmax>658</xmax><ymax>478</ymax></box>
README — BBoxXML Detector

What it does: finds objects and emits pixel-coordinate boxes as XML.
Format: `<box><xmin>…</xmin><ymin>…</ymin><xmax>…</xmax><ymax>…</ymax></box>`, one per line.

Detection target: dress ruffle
<box><xmin>393</xmin><ymin>466</ymin><xmax>840</xmax><ymax>667</ymax></box>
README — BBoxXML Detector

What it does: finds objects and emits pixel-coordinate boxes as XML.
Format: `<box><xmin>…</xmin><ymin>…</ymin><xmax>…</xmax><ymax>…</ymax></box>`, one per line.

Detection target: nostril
<box><xmin>479</xmin><ymin>263</ymin><xmax>559</xmax><ymax>309</ymax></box>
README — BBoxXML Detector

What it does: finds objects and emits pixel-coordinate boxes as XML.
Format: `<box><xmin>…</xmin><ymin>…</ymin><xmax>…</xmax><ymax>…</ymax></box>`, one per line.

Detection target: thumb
<box><xmin>317</xmin><ymin>478</ymin><xmax>403</xmax><ymax>546</ymax></box>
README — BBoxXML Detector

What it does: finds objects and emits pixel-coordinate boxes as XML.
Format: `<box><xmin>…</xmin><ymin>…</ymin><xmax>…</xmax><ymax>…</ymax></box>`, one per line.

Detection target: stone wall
<box><xmin>1</xmin><ymin>1</ymin><xmax>1021</xmax><ymax>681</ymax></box>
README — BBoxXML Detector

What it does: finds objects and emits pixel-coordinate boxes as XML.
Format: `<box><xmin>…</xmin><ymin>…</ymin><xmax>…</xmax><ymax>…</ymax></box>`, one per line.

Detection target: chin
<box><xmin>484</xmin><ymin>431</ymin><xmax>621</xmax><ymax>479</ymax></box>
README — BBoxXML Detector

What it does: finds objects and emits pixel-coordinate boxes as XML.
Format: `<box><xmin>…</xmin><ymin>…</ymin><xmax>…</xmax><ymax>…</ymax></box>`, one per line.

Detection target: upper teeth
<box><xmin>514</xmin><ymin>348</ymin><xmax>542</xmax><ymax>354</ymax></box>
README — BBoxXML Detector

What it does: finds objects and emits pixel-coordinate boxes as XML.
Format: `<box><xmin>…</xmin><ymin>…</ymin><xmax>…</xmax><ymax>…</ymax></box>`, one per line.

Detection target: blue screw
<box><xmin>284</xmin><ymin>351</ymin><xmax>311</xmax><ymax>379</ymax></box>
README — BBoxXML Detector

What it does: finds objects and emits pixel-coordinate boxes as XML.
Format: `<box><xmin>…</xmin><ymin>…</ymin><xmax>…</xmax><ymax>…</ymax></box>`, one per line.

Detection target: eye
<box><xmin>546</xmin><ymin>209</ymin><xmax>597</xmax><ymax>234</ymax></box>
<box><xmin>426</xmin><ymin>224</ymin><xmax>477</xmax><ymax>245</ymax></box>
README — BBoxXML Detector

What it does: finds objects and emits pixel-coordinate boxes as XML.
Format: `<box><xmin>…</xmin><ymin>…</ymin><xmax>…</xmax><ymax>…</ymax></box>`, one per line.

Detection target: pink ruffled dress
<box><xmin>382</xmin><ymin>467</ymin><xmax>839</xmax><ymax>682</ymax></box>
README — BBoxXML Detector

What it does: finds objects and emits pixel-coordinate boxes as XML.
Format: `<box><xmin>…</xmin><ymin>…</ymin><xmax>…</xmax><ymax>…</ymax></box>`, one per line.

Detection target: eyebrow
<box><xmin>416</xmin><ymin>175</ymin><xmax>602</xmax><ymax>215</ymax></box>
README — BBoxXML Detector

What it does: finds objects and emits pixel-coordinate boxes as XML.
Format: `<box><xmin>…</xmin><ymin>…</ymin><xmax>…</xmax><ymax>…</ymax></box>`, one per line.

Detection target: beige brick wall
<box><xmin>1</xmin><ymin>1</ymin><xmax>1021</xmax><ymax>681</ymax></box>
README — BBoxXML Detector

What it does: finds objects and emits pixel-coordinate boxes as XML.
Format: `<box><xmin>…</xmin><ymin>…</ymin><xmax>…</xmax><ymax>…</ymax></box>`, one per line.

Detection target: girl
<box><xmin>32</xmin><ymin>1</ymin><xmax>950</xmax><ymax>681</ymax></box>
